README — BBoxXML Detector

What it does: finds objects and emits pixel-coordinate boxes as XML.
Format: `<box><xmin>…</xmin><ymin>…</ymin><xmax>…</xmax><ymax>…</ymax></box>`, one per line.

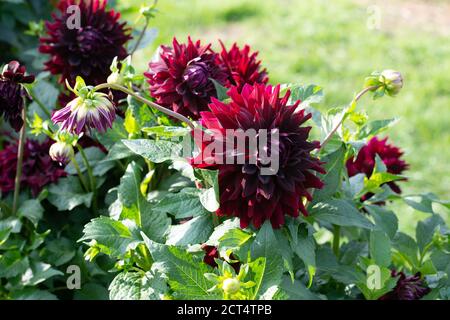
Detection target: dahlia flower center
<box><xmin>182</xmin><ymin>60</ymin><xmax>210</xmax><ymax>94</ymax></box>
<box><xmin>76</xmin><ymin>27</ymin><xmax>104</xmax><ymax>54</ymax></box>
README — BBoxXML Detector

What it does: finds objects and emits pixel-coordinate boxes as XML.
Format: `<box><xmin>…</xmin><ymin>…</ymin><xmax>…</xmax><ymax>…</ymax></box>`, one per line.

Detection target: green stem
<box><xmin>12</xmin><ymin>105</ymin><xmax>27</xmax><ymax>215</ymax></box>
<box><xmin>131</xmin><ymin>19</ymin><xmax>149</xmax><ymax>56</ymax></box>
<box><xmin>332</xmin><ymin>225</ymin><xmax>341</xmax><ymax>257</ymax></box>
<box><xmin>71</xmin><ymin>155</ymin><xmax>89</xmax><ymax>192</ymax></box>
<box><xmin>321</xmin><ymin>85</ymin><xmax>380</xmax><ymax>149</ymax></box>
<box><xmin>212</xmin><ymin>213</ymin><xmax>219</xmax><ymax>227</ymax></box>
<box><xmin>77</xmin><ymin>145</ymin><xmax>97</xmax><ymax>213</ymax></box>
<box><xmin>28</xmin><ymin>90</ymin><xmax>51</xmax><ymax>118</ymax></box>
<box><xmin>94</xmin><ymin>83</ymin><xmax>195</xmax><ymax>129</ymax></box>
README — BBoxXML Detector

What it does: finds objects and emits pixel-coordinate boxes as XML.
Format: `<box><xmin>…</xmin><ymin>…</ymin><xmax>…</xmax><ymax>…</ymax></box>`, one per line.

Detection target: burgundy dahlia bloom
<box><xmin>346</xmin><ymin>136</ymin><xmax>408</xmax><ymax>194</ymax></box>
<box><xmin>145</xmin><ymin>37</ymin><xmax>228</xmax><ymax>119</ymax></box>
<box><xmin>192</xmin><ymin>84</ymin><xmax>325</xmax><ymax>229</ymax></box>
<box><xmin>217</xmin><ymin>41</ymin><xmax>268</xmax><ymax>91</ymax></box>
<box><xmin>0</xmin><ymin>61</ymin><xmax>35</xmax><ymax>131</ymax></box>
<box><xmin>380</xmin><ymin>271</ymin><xmax>430</xmax><ymax>300</ymax></box>
<box><xmin>0</xmin><ymin>139</ymin><xmax>66</xmax><ymax>196</ymax></box>
<box><xmin>39</xmin><ymin>0</ymin><xmax>131</xmax><ymax>87</ymax></box>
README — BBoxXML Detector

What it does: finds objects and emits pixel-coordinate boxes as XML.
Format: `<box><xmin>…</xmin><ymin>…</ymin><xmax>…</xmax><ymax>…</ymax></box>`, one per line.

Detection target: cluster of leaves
<box><xmin>76</xmin><ymin>83</ymin><xmax>450</xmax><ymax>300</ymax></box>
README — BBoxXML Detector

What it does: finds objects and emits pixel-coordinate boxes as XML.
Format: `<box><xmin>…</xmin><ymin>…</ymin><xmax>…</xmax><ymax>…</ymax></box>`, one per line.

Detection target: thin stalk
<box><xmin>12</xmin><ymin>106</ymin><xmax>27</xmax><ymax>215</ymax></box>
<box><xmin>71</xmin><ymin>155</ymin><xmax>90</xmax><ymax>192</ymax></box>
<box><xmin>77</xmin><ymin>145</ymin><xmax>97</xmax><ymax>213</ymax></box>
<box><xmin>332</xmin><ymin>225</ymin><xmax>341</xmax><ymax>257</ymax></box>
<box><xmin>94</xmin><ymin>83</ymin><xmax>195</xmax><ymax>129</ymax></box>
<box><xmin>321</xmin><ymin>85</ymin><xmax>380</xmax><ymax>149</ymax></box>
<box><xmin>212</xmin><ymin>214</ymin><xmax>219</xmax><ymax>227</ymax></box>
<box><xmin>28</xmin><ymin>90</ymin><xmax>51</xmax><ymax>118</ymax></box>
<box><xmin>131</xmin><ymin>19</ymin><xmax>149</xmax><ymax>56</ymax></box>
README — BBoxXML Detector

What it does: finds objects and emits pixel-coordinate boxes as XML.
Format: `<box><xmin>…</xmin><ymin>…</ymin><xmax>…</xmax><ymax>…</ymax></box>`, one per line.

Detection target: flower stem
<box><xmin>332</xmin><ymin>225</ymin><xmax>341</xmax><ymax>257</ymax></box>
<box><xmin>71</xmin><ymin>155</ymin><xmax>90</xmax><ymax>192</ymax></box>
<box><xmin>77</xmin><ymin>145</ymin><xmax>97</xmax><ymax>213</ymax></box>
<box><xmin>94</xmin><ymin>83</ymin><xmax>195</xmax><ymax>129</ymax></box>
<box><xmin>131</xmin><ymin>20</ymin><xmax>149</xmax><ymax>56</ymax></box>
<box><xmin>320</xmin><ymin>85</ymin><xmax>380</xmax><ymax>149</ymax></box>
<box><xmin>28</xmin><ymin>89</ymin><xmax>51</xmax><ymax>119</ymax></box>
<box><xmin>12</xmin><ymin>106</ymin><xmax>27</xmax><ymax>215</ymax></box>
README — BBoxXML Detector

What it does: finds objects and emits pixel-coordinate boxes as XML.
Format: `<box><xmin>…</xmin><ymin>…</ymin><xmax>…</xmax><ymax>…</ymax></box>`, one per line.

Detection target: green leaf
<box><xmin>218</xmin><ymin>227</ymin><xmax>253</xmax><ymax>257</ymax></box>
<box><xmin>416</xmin><ymin>215</ymin><xmax>445</xmax><ymax>253</ymax></box>
<box><xmin>153</xmin><ymin>188</ymin><xmax>208</xmax><ymax>219</ymax></box>
<box><xmin>166</xmin><ymin>215</ymin><xmax>214</xmax><ymax>246</ymax></box>
<box><xmin>122</xmin><ymin>139</ymin><xmax>181</xmax><ymax>163</ymax></box>
<box><xmin>118</xmin><ymin>162</ymin><xmax>170</xmax><ymax>241</ymax></box>
<box><xmin>65</xmin><ymin>147</ymin><xmax>115</xmax><ymax>176</ymax></box>
<box><xmin>109</xmin><ymin>270</ymin><xmax>168</xmax><ymax>300</ymax></box>
<box><xmin>142</xmin><ymin>125</ymin><xmax>191</xmax><ymax>137</ymax></box>
<box><xmin>311</xmin><ymin>199</ymin><xmax>374</xmax><ymax>229</ymax></box>
<box><xmin>48</xmin><ymin>176</ymin><xmax>93</xmax><ymax>211</ymax></box>
<box><xmin>206</xmin><ymin>218</ymin><xmax>241</xmax><ymax>246</ymax></box>
<box><xmin>17</xmin><ymin>199</ymin><xmax>43</xmax><ymax>227</ymax></box>
<box><xmin>365</xmin><ymin>205</ymin><xmax>398</xmax><ymax>239</ymax></box>
<box><xmin>284</xmin><ymin>84</ymin><xmax>324</xmax><ymax>107</ymax></box>
<box><xmin>104</xmin><ymin>141</ymin><xmax>135</xmax><ymax>161</ymax></box>
<box><xmin>211</xmin><ymin>79</ymin><xmax>229</xmax><ymax>101</ymax></box>
<box><xmin>142</xmin><ymin>235</ymin><xmax>217</xmax><ymax>300</ymax></box>
<box><xmin>250</xmin><ymin>221</ymin><xmax>284</xmax><ymax>299</ymax></box>
<box><xmin>277</xmin><ymin>276</ymin><xmax>322</xmax><ymax>300</ymax></box>
<box><xmin>313</xmin><ymin>144</ymin><xmax>345</xmax><ymax>202</ymax></box>
<box><xmin>80</xmin><ymin>217</ymin><xmax>141</xmax><ymax>257</ymax></box>
<box><xmin>356</xmin><ymin>118</ymin><xmax>398</xmax><ymax>139</ymax></box>
<box><xmin>369</xmin><ymin>230</ymin><xmax>391</xmax><ymax>267</ymax></box>
<box><xmin>74</xmin><ymin>283</ymin><xmax>109</xmax><ymax>300</ymax></box>
<box><xmin>392</xmin><ymin>232</ymin><xmax>419</xmax><ymax>268</ymax></box>
<box><xmin>0</xmin><ymin>251</ymin><xmax>29</xmax><ymax>278</ymax></box>
<box><xmin>11</xmin><ymin>289</ymin><xmax>57</xmax><ymax>300</ymax></box>
<box><xmin>21</xmin><ymin>261</ymin><xmax>63</xmax><ymax>286</ymax></box>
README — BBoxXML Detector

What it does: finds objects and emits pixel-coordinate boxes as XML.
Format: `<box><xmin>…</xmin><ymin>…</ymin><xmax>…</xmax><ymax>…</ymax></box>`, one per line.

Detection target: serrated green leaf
<box><xmin>166</xmin><ymin>215</ymin><xmax>214</xmax><ymax>246</ymax></box>
<box><xmin>80</xmin><ymin>217</ymin><xmax>141</xmax><ymax>257</ymax></box>
<box><xmin>369</xmin><ymin>230</ymin><xmax>391</xmax><ymax>267</ymax></box>
<box><xmin>122</xmin><ymin>139</ymin><xmax>181</xmax><ymax>163</ymax></box>
<box><xmin>48</xmin><ymin>176</ymin><xmax>93</xmax><ymax>211</ymax></box>
<box><xmin>109</xmin><ymin>270</ymin><xmax>167</xmax><ymax>300</ymax></box>
<box><xmin>311</xmin><ymin>199</ymin><xmax>374</xmax><ymax>229</ymax></box>
<box><xmin>142</xmin><ymin>235</ymin><xmax>217</xmax><ymax>300</ymax></box>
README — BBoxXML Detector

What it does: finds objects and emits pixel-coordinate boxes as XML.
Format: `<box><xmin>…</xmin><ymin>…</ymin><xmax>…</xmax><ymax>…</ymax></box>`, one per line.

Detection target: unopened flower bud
<box><xmin>107</xmin><ymin>71</ymin><xmax>123</xmax><ymax>85</ymax></box>
<box><xmin>49</xmin><ymin>141</ymin><xmax>74</xmax><ymax>165</ymax></box>
<box><xmin>379</xmin><ymin>70</ymin><xmax>403</xmax><ymax>96</ymax></box>
<box><xmin>222</xmin><ymin>278</ymin><xmax>240</xmax><ymax>295</ymax></box>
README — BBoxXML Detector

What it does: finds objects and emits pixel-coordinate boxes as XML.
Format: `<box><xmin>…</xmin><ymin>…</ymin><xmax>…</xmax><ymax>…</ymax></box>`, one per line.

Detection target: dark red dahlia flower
<box><xmin>39</xmin><ymin>0</ymin><xmax>131</xmax><ymax>87</ymax></box>
<box><xmin>0</xmin><ymin>61</ymin><xmax>35</xmax><ymax>131</ymax></box>
<box><xmin>191</xmin><ymin>84</ymin><xmax>325</xmax><ymax>229</ymax></box>
<box><xmin>346</xmin><ymin>136</ymin><xmax>408</xmax><ymax>194</ymax></box>
<box><xmin>145</xmin><ymin>37</ymin><xmax>228</xmax><ymax>119</ymax></box>
<box><xmin>0</xmin><ymin>139</ymin><xmax>66</xmax><ymax>196</ymax></box>
<box><xmin>379</xmin><ymin>271</ymin><xmax>430</xmax><ymax>300</ymax></box>
<box><xmin>217</xmin><ymin>41</ymin><xmax>268</xmax><ymax>91</ymax></box>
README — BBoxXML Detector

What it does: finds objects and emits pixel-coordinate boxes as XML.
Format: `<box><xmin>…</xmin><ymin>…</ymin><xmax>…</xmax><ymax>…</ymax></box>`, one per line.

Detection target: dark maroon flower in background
<box><xmin>39</xmin><ymin>0</ymin><xmax>131</xmax><ymax>87</ymax></box>
<box><xmin>0</xmin><ymin>139</ymin><xmax>66</xmax><ymax>196</ymax></box>
<box><xmin>145</xmin><ymin>37</ymin><xmax>228</xmax><ymax>119</ymax></box>
<box><xmin>346</xmin><ymin>136</ymin><xmax>408</xmax><ymax>194</ymax></box>
<box><xmin>0</xmin><ymin>61</ymin><xmax>35</xmax><ymax>131</ymax></box>
<box><xmin>217</xmin><ymin>41</ymin><xmax>268</xmax><ymax>92</ymax></box>
<box><xmin>192</xmin><ymin>84</ymin><xmax>325</xmax><ymax>229</ymax></box>
<box><xmin>380</xmin><ymin>271</ymin><xmax>430</xmax><ymax>300</ymax></box>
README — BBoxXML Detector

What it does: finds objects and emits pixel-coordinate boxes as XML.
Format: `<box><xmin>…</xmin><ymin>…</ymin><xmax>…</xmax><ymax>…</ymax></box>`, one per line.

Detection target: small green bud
<box><xmin>379</xmin><ymin>70</ymin><xmax>403</xmax><ymax>96</ymax></box>
<box><xmin>222</xmin><ymin>278</ymin><xmax>240</xmax><ymax>295</ymax></box>
<box><xmin>107</xmin><ymin>72</ymin><xmax>124</xmax><ymax>85</ymax></box>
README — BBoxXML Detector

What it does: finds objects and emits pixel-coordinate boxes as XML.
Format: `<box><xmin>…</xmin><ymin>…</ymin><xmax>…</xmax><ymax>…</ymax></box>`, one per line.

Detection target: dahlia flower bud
<box><xmin>379</xmin><ymin>70</ymin><xmax>403</xmax><ymax>96</ymax></box>
<box><xmin>49</xmin><ymin>141</ymin><xmax>74</xmax><ymax>165</ymax></box>
<box><xmin>52</xmin><ymin>77</ymin><xmax>116</xmax><ymax>134</ymax></box>
<box><xmin>222</xmin><ymin>278</ymin><xmax>240</xmax><ymax>295</ymax></box>
<box><xmin>0</xmin><ymin>61</ymin><xmax>35</xmax><ymax>131</ymax></box>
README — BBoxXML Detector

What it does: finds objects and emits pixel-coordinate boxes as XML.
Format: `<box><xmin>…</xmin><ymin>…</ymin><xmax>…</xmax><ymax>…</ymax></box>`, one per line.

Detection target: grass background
<box><xmin>116</xmin><ymin>0</ymin><xmax>450</xmax><ymax>234</ymax></box>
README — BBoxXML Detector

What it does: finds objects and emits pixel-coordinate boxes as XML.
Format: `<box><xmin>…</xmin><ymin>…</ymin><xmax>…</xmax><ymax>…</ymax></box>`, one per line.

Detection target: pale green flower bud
<box><xmin>222</xmin><ymin>278</ymin><xmax>240</xmax><ymax>295</ymax></box>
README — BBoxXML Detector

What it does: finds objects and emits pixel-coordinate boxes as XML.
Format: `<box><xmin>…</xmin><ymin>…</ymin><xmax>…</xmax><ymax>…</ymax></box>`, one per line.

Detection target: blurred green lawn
<box><xmin>116</xmin><ymin>0</ymin><xmax>450</xmax><ymax>233</ymax></box>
